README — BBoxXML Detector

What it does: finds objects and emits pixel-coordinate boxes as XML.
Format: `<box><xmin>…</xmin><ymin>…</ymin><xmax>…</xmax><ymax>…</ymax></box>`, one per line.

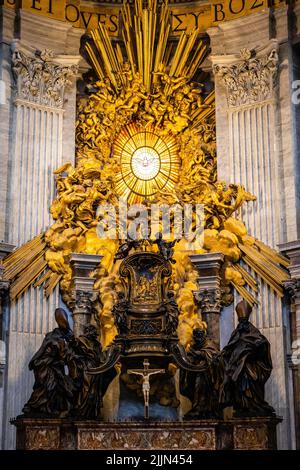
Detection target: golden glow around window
<box><xmin>114</xmin><ymin>124</ymin><xmax>180</xmax><ymax>203</ymax></box>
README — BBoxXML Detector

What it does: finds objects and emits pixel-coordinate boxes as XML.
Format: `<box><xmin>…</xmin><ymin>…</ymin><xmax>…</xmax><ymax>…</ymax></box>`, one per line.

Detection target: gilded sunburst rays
<box><xmin>113</xmin><ymin>124</ymin><xmax>180</xmax><ymax>203</ymax></box>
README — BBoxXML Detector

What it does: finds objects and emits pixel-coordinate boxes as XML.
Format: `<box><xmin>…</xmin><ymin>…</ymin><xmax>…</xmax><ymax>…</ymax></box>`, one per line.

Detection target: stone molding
<box><xmin>212</xmin><ymin>41</ymin><xmax>279</xmax><ymax>108</ymax></box>
<box><xmin>70</xmin><ymin>253</ymin><xmax>102</xmax><ymax>292</ymax></box>
<box><xmin>280</xmin><ymin>241</ymin><xmax>300</xmax><ymax>279</ymax></box>
<box><xmin>189</xmin><ymin>252</ymin><xmax>224</xmax><ymax>292</ymax></box>
<box><xmin>11</xmin><ymin>46</ymin><xmax>78</xmax><ymax>109</ymax></box>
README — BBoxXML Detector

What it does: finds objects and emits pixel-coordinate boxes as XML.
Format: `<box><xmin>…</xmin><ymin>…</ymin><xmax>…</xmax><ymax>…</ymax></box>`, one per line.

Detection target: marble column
<box><xmin>1</xmin><ymin>38</ymin><xmax>80</xmax><ymax>449</ymax></box>
<box><xmin>280</xmin><ymin>241</ymin><xmax>300</xmax><ymax>449</ymax></box>
<box><xmin>189</xmin><ymin>253</ymin><xmax>224</xmax><ymax>346</ymax></box>
<box><xmin>208</xmin><ymin>11</ymin><xmax>296</xmax><ymax>448</ymax></box>
<box><xmin>70</xmin><ymin>254</ymin><xmax>102</xmax><ymax>337</ymax></box>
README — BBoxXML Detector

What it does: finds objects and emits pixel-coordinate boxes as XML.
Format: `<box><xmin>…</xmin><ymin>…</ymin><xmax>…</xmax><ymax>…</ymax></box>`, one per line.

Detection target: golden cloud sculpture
<box><xmin>2</xmin><ymin>0</ymin><xmax>290</xmax><ymax>349</ymax></box>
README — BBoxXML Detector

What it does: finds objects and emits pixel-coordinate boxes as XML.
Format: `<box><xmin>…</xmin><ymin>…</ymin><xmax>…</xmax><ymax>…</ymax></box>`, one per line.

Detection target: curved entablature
<box><xmin>3</xmin><ymin>1</ymin><xmax>288</xmax><ymax>35</ymax></box>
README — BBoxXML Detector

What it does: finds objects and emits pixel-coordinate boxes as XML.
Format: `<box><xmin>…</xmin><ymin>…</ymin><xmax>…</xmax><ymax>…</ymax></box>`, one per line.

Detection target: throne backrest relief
<box><xmin>119</xmin><ymin>252</ymin><xmax>172</xmax><ymax>310</ymax></box>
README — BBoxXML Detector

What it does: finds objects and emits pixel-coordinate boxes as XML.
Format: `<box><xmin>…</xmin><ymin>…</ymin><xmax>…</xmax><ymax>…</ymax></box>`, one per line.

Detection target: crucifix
<box><xmin>128</xmin><ymin>359</ymin><xmax>165</xmax><ymax>419</ymax></box>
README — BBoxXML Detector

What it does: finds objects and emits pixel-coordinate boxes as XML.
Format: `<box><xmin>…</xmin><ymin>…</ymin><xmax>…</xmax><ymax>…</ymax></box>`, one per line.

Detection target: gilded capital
<box><xmin>214</xmin><ymin>47</ymin><xmax>278</xmax><ymax>108</ymax></box>
<box><xmin>12</xmin><ymin>48</ymin><xmax>78</xmax><ymax>108</ymax></box>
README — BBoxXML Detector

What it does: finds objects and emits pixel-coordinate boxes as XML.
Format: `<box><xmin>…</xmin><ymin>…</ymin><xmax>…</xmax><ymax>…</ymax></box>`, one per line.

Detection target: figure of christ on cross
<box><xmin>127</xmin><ymin>359</ymin><xmax>165</xmax><ymax>419</ymax></box>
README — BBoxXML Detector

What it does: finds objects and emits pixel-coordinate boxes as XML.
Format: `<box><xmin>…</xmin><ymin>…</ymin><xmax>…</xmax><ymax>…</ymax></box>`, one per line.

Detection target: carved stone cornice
<box><xmin>70</xmin><ymin>253</ymin><xmax>103</xmax><ymax>292</ymax></box>
<box><xmin>279</xmin><ymin>240</ymin><xmax>300</xmax><ymax>278</ymax></box>
<box><xmin>11</xmin><ymin>47</ymin><xmax>78</xmax><ymax>109</ymax></box>
<box><xmin>213</xmin><ymin>43</ymin><xmax>279</xmax><ymax>108</ymax></box>
<box><xmin>189</xmin><ymin>253</ymin><xmax>224</xmax><ymax>291</ymax></box>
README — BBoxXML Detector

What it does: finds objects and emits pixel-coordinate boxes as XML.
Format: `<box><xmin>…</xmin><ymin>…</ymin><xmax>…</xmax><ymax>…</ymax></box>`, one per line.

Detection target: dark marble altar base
<box><xmin>12</xmin><ymin>416</ymin><xmax>281</xmax><ymax>450</ymax></box>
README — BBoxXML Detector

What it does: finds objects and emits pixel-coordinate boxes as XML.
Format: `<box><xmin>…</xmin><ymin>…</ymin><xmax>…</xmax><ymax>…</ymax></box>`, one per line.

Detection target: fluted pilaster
<box><xmin>210</xmin><ymin>39</ymin><xmax>295</xmax><ymax>449</ymax></box>
<box><xmin>2</xmin><ymin>44</ymin><xmax>79</xmax><ymax>449</ymax></box>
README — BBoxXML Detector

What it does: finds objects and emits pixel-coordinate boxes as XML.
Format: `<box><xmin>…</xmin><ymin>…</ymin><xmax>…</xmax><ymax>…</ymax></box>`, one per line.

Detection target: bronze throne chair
<box><xmin>113</xmin><ymin>251</ymin><xmax>177</xmax><ymax>368</ymax></box>
<box><xmin>89</xmin><ymin>250</ymin><xmax>208</xmax><ymax>374</ymax></box>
